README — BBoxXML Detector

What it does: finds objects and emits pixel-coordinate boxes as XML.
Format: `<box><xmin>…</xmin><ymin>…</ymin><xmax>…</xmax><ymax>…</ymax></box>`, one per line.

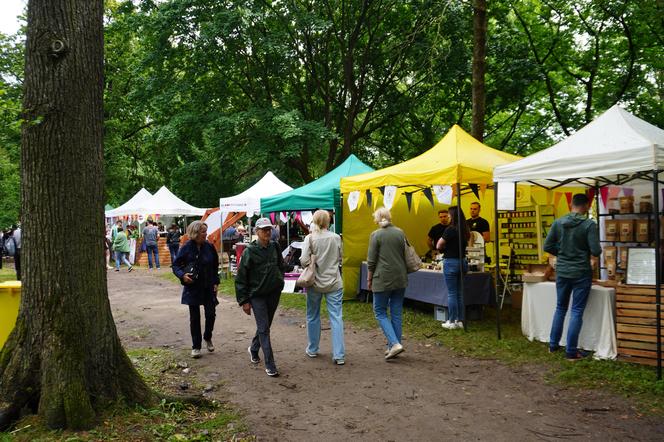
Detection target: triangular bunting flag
<box><xmin>622</xmin><ymin>187</ymin><xmax>634</xmax><ymax>197</ymax></box>
<box><xmin>469</xmin><ymin>184</ymin><xmax>480</xmax><ymax>200</ymax></box>
<box><xmin>366</xmin><ymin>189</ymin><xmax>372</xmax><ymax>208</ymax></box>
<box><xmin>347</xmin><ymin>191</ymin><xmax>360</xmax><ymax>212</ymax></box>
<box><xmin>479</xmin><ymin>184</ymin><xmax>487</xmax><ymax>200</ymax></box>
<box><xmin>378</xmin><ymin>186</ymin><xmax>386</xmax><ymax>196</ymax></box>
<box><xmin>600</xmin><ymin>187</ymin><xmax>609</xmax><ymax>208</ymax></box>
<box><xmin>423</xmin><ymin>188</ymin><xmax>434</xmax><ymax>207</ymax></box>
<box><xmin>405</xmin><ymin>192</ymin><xmax>413</xmax><ymax>212</ymax></box>
<box><xmin>553</xmin><ymin>192</ymin><xmax>563</xmax><ymax>209</ymax></box>
<box><xmin>413</xmin><ymin>191</ymin><xmax>422</xmax><ymax>214</ymax></box>
<box><xmin>383</xmin><ymin>185</ymin><xmax>398</xmax><ymax>209</ymax></box>
<box><xmin>565</xmin><ymin>192</ymin><xmax>573</xmax><ymax>210</ymax></box>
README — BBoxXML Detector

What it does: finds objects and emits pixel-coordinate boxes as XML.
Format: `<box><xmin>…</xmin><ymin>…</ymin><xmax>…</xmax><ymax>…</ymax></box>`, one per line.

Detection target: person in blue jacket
<box><xmin>173</xmin><ymin>220</ymin><xmax>220</xmax><ymax>359</ymax></box>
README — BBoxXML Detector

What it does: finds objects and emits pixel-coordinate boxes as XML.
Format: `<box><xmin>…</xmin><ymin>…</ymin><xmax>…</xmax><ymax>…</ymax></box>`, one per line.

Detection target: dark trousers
<box><xmin>188</xmin><ymin>302</ymin><xmax>216</xmax><ymax>350</ymax></box>
<box><xmin>14</xmin><ymin>248</ymin><xmax>21</xmax><ymax>280</ymax></box>
<box><xmin>168</xmin><ymin>243</ymin><xmax>180</xmax><ymax>264</ymax></box>
<box><xmin>250</xmin><ymin>292</ymin><xmax>281</xmax><ymax>371</ymax></box>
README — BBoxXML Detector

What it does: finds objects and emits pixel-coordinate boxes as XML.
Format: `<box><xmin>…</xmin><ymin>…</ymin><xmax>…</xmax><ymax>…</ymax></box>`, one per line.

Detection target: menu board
<box><xmin>626</xmin><ymin>247</ymin><xmax>657</xmax><ymax>285</ymax></box>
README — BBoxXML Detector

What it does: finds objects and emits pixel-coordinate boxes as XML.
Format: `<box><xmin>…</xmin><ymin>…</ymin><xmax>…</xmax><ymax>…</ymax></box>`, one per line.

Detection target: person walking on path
<box><xmin>300</xmin><ymin>210</ymin><xmax>345</xmax><ymax>365</ymax></box>
<box><xmin>112</xmin><ymin>227</ymin><xmax>133</xmax><ymax>272</ymax></box>
<box><xmin>12</xmin><ymin>225</ymin><xmax>21</xmax><ymax>280</ymax></box>
<box><xmin>172</xmin><ymin>221</ymin><xmax>220</xmax><ymax>359</ymax></box>
<box><xmin>367</xmin><ymin>207</ymin><xmax>408</xmax><ymax>360</ymax></box>
<box><xmin>235</xmin><ymin>217</ymin><xmax>287</xmax><ymax>377</ymax></box>
<box><xmin>544</xmin><ymin>193</ymin><xmax>601</xmax><ymax>361</ymax></box>
<box><xmin>167</xmin><ymin>223</ymin><xmax>182</xmax><ymax>265</ymax></box>
<box><xmin>143</xmin><ymin>220</ymin><xmax>161</xmax><ymax>270</ymax></box>
<box><xmin>437</xmin><ymin>206</ymin><xmax>470</xmax><ymax>330</ymax></box>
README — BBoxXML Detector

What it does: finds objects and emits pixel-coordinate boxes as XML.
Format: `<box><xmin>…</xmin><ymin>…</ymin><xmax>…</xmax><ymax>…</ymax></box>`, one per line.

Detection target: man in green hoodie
<box><xmin>544</xmin><ymin>193</ymin><xmax>601</xmax><ymax>361</ymax></box>
<box><xmin>236</xmin><ymin>217</ymin><xmax>287</xmax><ymax>377</ymax></box>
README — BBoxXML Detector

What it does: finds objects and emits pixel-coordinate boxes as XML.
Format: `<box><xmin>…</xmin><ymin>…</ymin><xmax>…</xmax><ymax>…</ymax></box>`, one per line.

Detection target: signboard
<box><xmin>626</xmin><ymin>247</ymin><xmax>657</xmax><ymax>285</ymax></box>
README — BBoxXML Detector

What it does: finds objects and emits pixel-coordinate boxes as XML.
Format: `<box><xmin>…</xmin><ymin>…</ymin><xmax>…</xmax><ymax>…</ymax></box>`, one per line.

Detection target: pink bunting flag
<box><xmin>600</xmin><ymin>187</ymin><xmax>609</xmax><ymax>208</ymax></box>
<box><xmin>270</xmin><ymin>212</ymin><xmax>276</xmax><ymax>224</ymax></box>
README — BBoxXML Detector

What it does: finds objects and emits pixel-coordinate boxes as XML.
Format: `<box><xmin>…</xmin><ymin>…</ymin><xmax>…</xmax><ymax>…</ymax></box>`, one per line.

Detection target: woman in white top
<box><xmin>300</xmin><ymin>210</ymin><xmax>345</xmax><ymax>365</ymax></box>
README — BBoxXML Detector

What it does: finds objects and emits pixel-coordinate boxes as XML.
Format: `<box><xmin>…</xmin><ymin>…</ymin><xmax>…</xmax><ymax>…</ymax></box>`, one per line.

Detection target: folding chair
<box><xmin>498</xmin><ymin>244</ymin><xmax>513</xmax><ymax>310</ymax></box>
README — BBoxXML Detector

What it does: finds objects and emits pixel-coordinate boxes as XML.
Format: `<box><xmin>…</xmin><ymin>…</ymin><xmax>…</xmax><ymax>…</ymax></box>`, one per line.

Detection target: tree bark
<box><xmin>471</xmin><ymin>0</ymin><xmax>488</xmax><ymax>141</ymax></box>
<box><xmin>0</xmin><ymin>0</ymin><xmax>155</xmax><ymax>431</ymax></box>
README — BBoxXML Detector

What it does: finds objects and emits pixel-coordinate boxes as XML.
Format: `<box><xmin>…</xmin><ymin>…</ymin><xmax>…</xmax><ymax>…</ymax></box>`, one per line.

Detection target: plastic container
<box><xmin>0</xmin><ymin>281</ymin><xmax>21</xmax><ymax>349</ymax></box>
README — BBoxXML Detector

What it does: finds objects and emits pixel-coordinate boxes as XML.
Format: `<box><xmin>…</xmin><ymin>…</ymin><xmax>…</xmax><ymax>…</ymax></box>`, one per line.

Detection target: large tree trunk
<box><xmin>0</xmin><ymin>0</ymin><xmax>155</xmax><ymax>430</ymax></box>
<box><xmin>471</xmin><ymin>0</ymin><xmax>488</xmax><ymax>141</ymax></box>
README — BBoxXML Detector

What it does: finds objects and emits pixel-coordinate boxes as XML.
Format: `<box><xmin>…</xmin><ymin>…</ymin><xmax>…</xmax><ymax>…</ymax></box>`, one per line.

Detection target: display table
<box><xmin>521</xmin><ymin>281</ymin><xmax>617</xmax><ymax>360</ymax></box>
<box><xmin>359</xmin><ymin>262</ymin><xmax>494</xmax><ymax>307</ymax></box>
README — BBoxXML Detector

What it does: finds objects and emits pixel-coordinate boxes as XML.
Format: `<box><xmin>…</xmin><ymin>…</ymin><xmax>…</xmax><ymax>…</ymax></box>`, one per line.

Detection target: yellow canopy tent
<box><xmin>339</xmin><ymin>125</ymin><xmax>521</xmax><ymax>298</ymax></box>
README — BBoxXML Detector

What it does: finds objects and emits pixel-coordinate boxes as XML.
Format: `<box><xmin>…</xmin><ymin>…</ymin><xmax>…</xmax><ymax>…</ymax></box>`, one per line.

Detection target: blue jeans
<box><xmin>306</xmin><ymin>288</ymin><xmax>345</xmax><ymax>360</ymax></box>
<box><xmin>146</xmin><ymin>243</ymin><xmax>160</xmax><ymax>269</ymax></box>
<box><xmin>373</xmin><ymin>288</ymin><xmax>405</xmax><ymax>347</ymax></box>
<box><xmin>114</xmin><ymin>251</ymin><xmax>131</xmax><ymax>269</ymax></box>
<box><xmin>168</xmin><ymin>243</ymin><xmax>180</xmax><ymax>264</ymax></box>
<box><xmin>549</xmin><ymin>274</ymin><xmax>592</xmax><ymax>357</ymax></box>
<box><xmin>443</xmin><ymin>258</ymin><xmax>467</xmax><ymax>322</ymax></box>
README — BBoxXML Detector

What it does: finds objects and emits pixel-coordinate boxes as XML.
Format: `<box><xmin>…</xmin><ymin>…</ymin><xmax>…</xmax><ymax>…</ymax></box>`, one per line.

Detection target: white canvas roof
<box><xmin>219</xmin><ymin>171</ymin><xmax>293</xmax><ymax>216</ymax></box>
<box><xmin>493</xmin><ymin>106</ymin><xmax>664</xmax><ymax>186</ymax></box>
<box><xmin>105</xmin><ymin>188</ymin><xmax>152</xmax><ymax>217</ymax></box>
<box><xmin>141</xmin><ymin>186</ymin><xmax>206</xmax><ymax>216</ymax></box>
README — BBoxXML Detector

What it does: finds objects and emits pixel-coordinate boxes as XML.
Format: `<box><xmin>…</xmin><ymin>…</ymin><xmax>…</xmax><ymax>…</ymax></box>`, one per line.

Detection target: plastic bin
<box><xmin>0</xmin><ymin>281</ymin><xmax>21</xmax><ymax>349</ymax></box>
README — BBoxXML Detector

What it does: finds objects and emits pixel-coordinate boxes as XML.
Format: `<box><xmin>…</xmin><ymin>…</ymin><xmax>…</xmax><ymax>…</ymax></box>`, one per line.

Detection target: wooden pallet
<box><xmin>615</xmin><ymin>285</ymin><xmax>664</xmax><ymax>366</ymax></box>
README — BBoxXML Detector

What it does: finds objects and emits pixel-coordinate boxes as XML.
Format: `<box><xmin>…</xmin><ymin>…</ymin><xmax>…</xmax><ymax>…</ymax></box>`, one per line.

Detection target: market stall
<box><xmin>340</xmin><ymin>125</ymin><xmax>520</xmax><ymax>312</ymax></box>
<box><xmin>260</xmin><ymin>154</ymin><xmax>374</xmax><ymax>234</ymax></box>
<box><xmin>104</xmin><ymin>188</ymin><xmax>153</xmax><ymax>218</ymax></box>
<box><xmin>493</xmin><ymin>105</ymin><xmax>664</xmax><ymax>376</ymax></box>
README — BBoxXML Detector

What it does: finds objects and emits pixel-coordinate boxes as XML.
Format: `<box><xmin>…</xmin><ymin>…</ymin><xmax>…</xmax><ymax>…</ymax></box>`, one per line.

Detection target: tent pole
<box><xmin>494</xmin><ymin>182</ymin><xmax>502</xmax><ymax>340</ymax></box>
<box><xmin>653</xmin><ymin>170</ymin><xmax>662</xmax><ymax>380</ymax></box>
<box><xmin>287</xmin><ymin>213</ymin><xmax>290</xmax><ymax>245</ymax></box>
<box><xmin>457</xmin><ymin>182</ymin><xmax>466</xmax><ymax>331</ymax></box>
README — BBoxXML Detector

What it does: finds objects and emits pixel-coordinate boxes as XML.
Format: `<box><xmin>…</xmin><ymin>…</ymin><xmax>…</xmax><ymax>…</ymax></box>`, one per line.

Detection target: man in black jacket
<box><xmin>236</xmin><ymin>217</ymin><xmax>286</xmax><ymax>377</ymax></box>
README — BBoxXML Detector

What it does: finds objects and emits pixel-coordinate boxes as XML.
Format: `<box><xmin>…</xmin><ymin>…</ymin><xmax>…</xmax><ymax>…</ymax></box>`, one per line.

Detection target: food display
<box><xmin>498</xmin><ymin>204</ymin><xmax>554</xmax><ymax>283</ymax></box>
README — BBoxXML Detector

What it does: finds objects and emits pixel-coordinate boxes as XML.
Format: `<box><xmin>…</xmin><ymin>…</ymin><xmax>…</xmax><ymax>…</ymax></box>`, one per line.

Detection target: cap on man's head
<box><xmin>255</xmin><ymin>217</ymin><xmax>274</xmax><ymax>229</ymax></box>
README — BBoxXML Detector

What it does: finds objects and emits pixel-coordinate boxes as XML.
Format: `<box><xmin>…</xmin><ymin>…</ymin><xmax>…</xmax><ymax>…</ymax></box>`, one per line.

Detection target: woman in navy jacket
<box><xmin>172</xmin><ymin>220</ymin><xmax>220</xmax><ymax>358</ymax></box>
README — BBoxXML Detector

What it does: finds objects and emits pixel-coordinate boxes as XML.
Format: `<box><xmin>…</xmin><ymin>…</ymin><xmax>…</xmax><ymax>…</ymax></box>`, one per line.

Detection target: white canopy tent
<box><xmin>105</xmin><ymin>188</ymin><xmax>153</xmax><ymax>217</ymax></box>
<box><xmin>105</xmin><ymin>186</ymin><xmax>205</xmax><ymax>218</ymax></box>
<box><xmin>493</xmin><ymin>105</ymin><xmax>664</xmax><ymax>187</ymax></box>
<box><xmin>218</xmin><ymin>171</ymin><xmax>292</xmax><ymax>217</ymax></box>
<box><xmin>492</xmin><ymin>105</ymin><xmax>664</xmax><ymax>379</ymax></box>
<box><xmin>140</xmin><ymin>186</ymin><xmax>206</xmax><ymax>216</ymax></box>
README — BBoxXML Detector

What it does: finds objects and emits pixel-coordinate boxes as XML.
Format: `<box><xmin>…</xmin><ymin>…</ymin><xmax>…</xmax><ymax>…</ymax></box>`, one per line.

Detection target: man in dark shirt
<box><xmin>427</xmin><ymin>209</ymin><xmax>450</xmax><ymax>251</ymax></box>
<box><xmin>467</xmin><ymin>202</ymin><xmax>490</xmax><ymax>242</ymax></box>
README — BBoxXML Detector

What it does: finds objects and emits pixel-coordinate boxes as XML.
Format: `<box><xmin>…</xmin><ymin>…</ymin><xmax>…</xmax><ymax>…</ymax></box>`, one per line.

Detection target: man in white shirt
<box><xmin>13</xmin><ymin>225</ymin><xmax>22</xmax><ymax>280</ymax></box>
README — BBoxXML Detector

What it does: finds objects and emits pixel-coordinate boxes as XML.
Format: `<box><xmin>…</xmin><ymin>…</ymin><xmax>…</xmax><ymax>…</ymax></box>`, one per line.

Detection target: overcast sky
<box><xmin>0</xmin><ymin>0</ymin><xmax>27</xmax><ymax>35</ymax></box>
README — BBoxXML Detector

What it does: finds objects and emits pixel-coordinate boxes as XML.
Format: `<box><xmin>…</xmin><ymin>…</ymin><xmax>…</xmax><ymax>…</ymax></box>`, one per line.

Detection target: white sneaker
<box><xmin>385</xmin><ymin>343</ymin><xmax>404</xmax><ymax>360</ymax></box>
<box><xmin>454</xmin><ymin>321</ymin><xmax>464</xmax><ymax>330</ymax></box>
<box><xmin>305</xmin><ymin>350</ymin><xmax>318</xmax><ymax>358</ymax></box>
<box><xmin>191</xmin><ymin>349</ymin><xmax>202</xmax><ymax>359</ymax></box>
<box><xmin>205</xmin><ymin>339</ymin><xmax>215</xmax><ymax>352</ymax></box>
<box><xmin>441</xmin><ymin>320</ymin><xmax>455</xmax><ymax>329</ymax></box>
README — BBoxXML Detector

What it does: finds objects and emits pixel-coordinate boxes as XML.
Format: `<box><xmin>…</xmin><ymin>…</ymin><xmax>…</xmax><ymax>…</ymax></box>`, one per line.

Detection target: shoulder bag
<box><xmin>296</xmin><ymin>236</ymin><xmax>317</xmax><ymax>288</ymax></box>
<box><xmin>404</xmin><ymin>238</ymin><xmax>421</xmax><ymax>273</ymax></box>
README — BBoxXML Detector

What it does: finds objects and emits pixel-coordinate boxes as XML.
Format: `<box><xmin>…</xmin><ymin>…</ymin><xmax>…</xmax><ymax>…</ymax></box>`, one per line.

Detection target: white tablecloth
<box><xmin>521</xmin><ymin>282</ymin><xmax>617</xmax><ymax>360</ymax></box>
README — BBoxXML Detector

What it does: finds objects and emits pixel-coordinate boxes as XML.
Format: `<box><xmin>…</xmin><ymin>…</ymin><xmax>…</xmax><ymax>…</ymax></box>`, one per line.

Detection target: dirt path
<box><xmin>108</xmin><ymin>270</ymin><xmax>664</xmax><ymax>442</ymax></box>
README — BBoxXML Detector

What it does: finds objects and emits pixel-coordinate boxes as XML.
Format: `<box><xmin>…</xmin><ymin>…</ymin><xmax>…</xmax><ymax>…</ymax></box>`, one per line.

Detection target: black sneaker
<box><xmin>265</xmin><ymin>367</ymin><xmax>279</xmax><ymax>377</ymax></box>
<box><xmin>549</xmin><ymin>345</ymin><xmax>560</xmax><ymax>353</ymax></box>
<box><xmin>248</xmin><ymin>347</ymin><xmax>260</xmax><ymax>364</ymax></box>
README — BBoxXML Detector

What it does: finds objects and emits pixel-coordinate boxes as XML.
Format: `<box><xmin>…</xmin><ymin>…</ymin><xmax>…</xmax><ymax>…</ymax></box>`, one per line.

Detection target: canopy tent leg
<box><xmin>457</xmin><ymin>182</ymin><xmax>467</xmax><ymax>331</ymax></box>
<box><xmin>654</xmin><ymin>170</ymin><xmax>662</xmax><ymax>380</ymax></box>
<box><xmin>494</xmin><ymin>182</ymin><xmax>502</xmax><ymax>340</ymax></box>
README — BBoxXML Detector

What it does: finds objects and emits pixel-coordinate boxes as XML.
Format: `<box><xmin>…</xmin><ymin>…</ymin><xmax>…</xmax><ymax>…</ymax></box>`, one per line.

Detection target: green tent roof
<box><xmin>260</xmin><ymin>155</ymin><xmax>374</xmax><ymax>213</ymax></box>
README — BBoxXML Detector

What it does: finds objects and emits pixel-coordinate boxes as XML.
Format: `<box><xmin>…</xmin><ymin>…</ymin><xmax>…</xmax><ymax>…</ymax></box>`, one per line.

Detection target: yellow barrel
<box><xmin>0</xmin><ymin>281</ymin><xmax>21</xmax><ymax>349</ymax></box>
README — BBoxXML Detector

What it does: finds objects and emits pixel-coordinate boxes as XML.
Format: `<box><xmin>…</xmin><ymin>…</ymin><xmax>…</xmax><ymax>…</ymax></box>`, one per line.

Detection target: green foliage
<box><xmin>0</xmin><ymin>33</ymin><xmax>23</xmax><ymax>228</ymax></box>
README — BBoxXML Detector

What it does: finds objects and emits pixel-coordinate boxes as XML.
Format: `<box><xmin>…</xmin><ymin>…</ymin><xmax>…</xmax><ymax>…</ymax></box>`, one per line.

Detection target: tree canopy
<box><xmin>0</xmin><ymin>0</ymin><xmax>662</xmax><ymax>216</ymax></box>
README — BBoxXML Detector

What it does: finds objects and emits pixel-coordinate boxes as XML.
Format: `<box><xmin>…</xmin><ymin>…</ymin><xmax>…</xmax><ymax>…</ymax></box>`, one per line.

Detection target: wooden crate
<box><xmin>616</xmin><ymin>285</ymin><xmax>664</xmax><ymax>366</ymax></box>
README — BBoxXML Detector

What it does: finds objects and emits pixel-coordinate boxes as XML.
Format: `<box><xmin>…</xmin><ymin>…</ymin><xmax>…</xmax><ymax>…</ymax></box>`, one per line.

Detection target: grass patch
<box><xmin>0</xmin><ymin>267</ymin><xmax>17</xmax><ymax>283</ymax></box>
<box><xmin>1</xmin><ymin>349</ymin><xmax>252</xmax><ymax>441</ymax></box>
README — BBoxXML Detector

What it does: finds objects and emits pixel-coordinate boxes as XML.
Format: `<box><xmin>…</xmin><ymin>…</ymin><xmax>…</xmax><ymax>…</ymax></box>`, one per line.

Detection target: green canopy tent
<box><xmin>260</xmin><ymin>154</ymin><xmax>374</xmax><ymax>233</ymax></box>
